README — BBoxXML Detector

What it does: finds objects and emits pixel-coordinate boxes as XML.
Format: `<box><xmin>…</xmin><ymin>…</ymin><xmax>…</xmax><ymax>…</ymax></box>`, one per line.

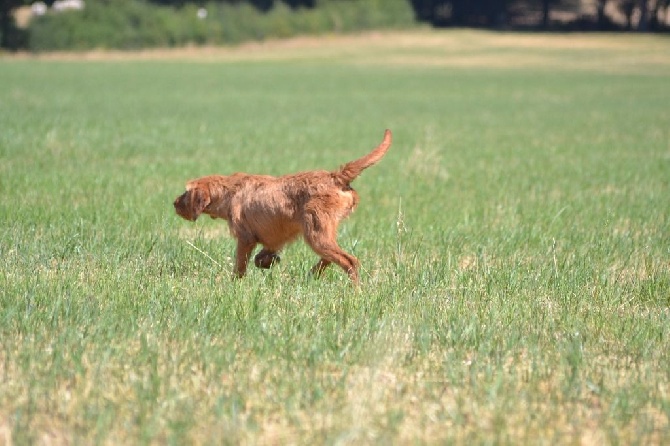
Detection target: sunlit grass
<box><xmin>1</xmin><ymin>31</ymin><xmax>669</xmax><ymax>444</ymax></box>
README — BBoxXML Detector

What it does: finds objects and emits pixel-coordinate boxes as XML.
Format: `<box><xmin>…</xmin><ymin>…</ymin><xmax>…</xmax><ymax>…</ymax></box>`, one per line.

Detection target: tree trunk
<box><xmin>637</xmin><ymin>0</ymin><xmax>649</xmax><ymax>31</ymax></box>
<box><xmin>597</xmin><ymin>0</ymin><xmax>608</xmax><ymax>30</ymax></box>
<box><xmin>542</xmin><ymin>0</ymin><xmax>551</xmax><ymax>29</ymax></box>
<box><xmin>0</xmin><ymin>10</ymin><xmax>11</xmax><ymax>49</ymax></box>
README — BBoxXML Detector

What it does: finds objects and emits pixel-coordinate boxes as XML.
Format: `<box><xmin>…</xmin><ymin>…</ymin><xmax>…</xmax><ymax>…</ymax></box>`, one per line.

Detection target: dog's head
<box><xmin>173</xmin><ymin>183</ymin><xmax>210</xmax><ymax>221</ymax></box>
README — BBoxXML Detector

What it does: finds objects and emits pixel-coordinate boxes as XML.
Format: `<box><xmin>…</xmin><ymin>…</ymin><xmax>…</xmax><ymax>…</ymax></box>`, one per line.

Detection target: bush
<box><xmin>27</xmin><ymin>0</ymin><xmax>417</xmax><ymax>51</ymax></box>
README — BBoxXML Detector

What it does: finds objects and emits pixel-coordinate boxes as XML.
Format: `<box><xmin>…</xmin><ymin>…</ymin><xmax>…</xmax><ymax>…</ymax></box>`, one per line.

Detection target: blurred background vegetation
<box><xmin>1</xmin><ymin>0</ymin><xmax>669</xmax><ymax>51</ymax></box>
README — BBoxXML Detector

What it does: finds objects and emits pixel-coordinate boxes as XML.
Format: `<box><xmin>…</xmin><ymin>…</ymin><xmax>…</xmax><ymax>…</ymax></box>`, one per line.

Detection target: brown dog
<box><xmin>174</xmin><ymin>129</ymin><xmax>392</xmax><ymax>283</ymax></box>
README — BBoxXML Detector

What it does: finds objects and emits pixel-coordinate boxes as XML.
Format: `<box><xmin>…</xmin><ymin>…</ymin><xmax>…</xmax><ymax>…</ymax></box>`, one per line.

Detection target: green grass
<box><xmin>1</xmin><ymin>31</ymin><xmax>669</xmax><ymax>444</ymax></box>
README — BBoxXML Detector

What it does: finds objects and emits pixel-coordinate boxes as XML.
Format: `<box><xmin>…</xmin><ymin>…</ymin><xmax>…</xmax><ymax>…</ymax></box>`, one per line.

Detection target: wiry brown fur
<box><xmin>174</xmin><ymin>129</ymin><xmax>392</xmax><ymax>283</ymax></box>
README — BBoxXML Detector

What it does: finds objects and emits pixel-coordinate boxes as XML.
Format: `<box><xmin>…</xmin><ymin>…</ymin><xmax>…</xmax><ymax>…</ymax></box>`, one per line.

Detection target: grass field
<box><xmin>1</xmin><ymin>31</ymin><xmax>669</xmax><ymax>444</ymax></box>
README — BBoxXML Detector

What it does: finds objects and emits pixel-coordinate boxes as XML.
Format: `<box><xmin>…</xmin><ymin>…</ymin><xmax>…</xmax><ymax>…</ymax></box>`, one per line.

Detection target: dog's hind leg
<box><xmin>309</xmin><ymin>243</ymin><xmax>359</xmax><ymax>283</ymax></box>
<box><xmin>303</xmin><ymin>216</ymin><xmax>359</xmax><ymax>283</ymax></box>
<box><xmin>310</xmin><ymin>258</ymin><xmax>332</xmax><ymax>277</ymax></box>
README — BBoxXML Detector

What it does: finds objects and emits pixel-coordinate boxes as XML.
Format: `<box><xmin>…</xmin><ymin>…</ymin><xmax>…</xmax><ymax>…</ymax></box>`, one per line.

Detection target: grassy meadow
<box><xmin>1</xmin><ymin>31</ymin><xmax>669</xmax><ymax>444</ymax></box>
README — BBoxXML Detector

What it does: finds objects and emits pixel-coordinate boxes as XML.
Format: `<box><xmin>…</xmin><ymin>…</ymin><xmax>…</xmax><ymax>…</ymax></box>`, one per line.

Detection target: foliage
<box><xmin>1</xmin><ymin>32</ymin><xmax>669</xmax><ymax>443</ymax></box>
<box><xmin>4</xmin><ymin>0</ymin><xmax>670</xmax><ymax>50</ymax></box>
<box><xmin>1</xmin><ymin>0</ymin><xmax>29</xmax><ymax>49</ymax></box>
<box><xmin>411</xmin><ymin>0</ymin><xmax>669</xmax><ymax>30</ymax></box>
<box><xmin>27</xmin><ymin>0</ymin><xmax>416</xmax><ymax>51</ymax></box>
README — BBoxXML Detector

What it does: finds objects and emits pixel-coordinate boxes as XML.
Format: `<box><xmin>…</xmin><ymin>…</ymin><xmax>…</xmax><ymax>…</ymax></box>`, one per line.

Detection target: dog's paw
<box><xmin>254</xmin><ymin>252</ymin><xmax>281</xmax><ymax>269</ymax></box>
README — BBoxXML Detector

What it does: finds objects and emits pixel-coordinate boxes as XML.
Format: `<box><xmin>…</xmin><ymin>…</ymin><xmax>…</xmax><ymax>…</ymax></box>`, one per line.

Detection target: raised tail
<box><xmin>336</xmin><ymin>129</ymin><xmax>392</xmax><ymax>184</ymax></box>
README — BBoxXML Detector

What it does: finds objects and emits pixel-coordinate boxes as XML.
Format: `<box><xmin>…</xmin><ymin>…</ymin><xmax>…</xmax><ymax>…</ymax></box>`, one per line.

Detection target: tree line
<box><xmin>411</xmin><ymin>0</ymin><xmax>669</xmax><ymax>31</ymax></box>
<box><xmin>136</xmin><ymin>0</ymin><xmax>670</xmax><ymax>30</ymax></box>
<box><xmin>2</xmin><ymin>0</ymin><xmax>668</xmax><ymax>50</ymax></box>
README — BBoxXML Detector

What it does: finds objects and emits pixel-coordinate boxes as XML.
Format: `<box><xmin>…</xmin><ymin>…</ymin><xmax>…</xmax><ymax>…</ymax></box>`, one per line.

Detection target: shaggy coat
<box><xmin>174</xmin><ymin>129</ymin><xmax>392</xmax><ymax>283</ymax></box>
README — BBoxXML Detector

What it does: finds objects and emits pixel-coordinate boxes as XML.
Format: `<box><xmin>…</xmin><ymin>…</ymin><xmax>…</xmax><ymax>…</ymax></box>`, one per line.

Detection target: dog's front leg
<box><xmin>234</xmin><ymin>237</ymin><xmax>256</xmax><ymax>278</ymax></box>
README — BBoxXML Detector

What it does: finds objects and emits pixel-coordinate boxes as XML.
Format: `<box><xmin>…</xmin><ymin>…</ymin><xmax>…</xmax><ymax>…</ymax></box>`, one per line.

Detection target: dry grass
<box><xmin>5</xmin><ymin>30</ymin><xmax>669</xmax><ymax>74</ymax></box>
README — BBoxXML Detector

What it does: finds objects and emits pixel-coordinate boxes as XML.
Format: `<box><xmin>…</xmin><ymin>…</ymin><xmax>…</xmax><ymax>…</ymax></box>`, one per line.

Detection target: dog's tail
<box><xmin>335</xmin><ymin>129</ymin><xmax>392</xmax><ymax>184</ymax></box>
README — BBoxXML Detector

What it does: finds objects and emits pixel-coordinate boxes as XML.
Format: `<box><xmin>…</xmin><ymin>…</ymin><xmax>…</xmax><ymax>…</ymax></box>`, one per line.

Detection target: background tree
<box><xmin>596</xmin><ymin>0</ymin><xmax>611</xmax><ymax>29</ymax></box>
<box><xmin>148</xmin><ymin>0</ymin><xmax>315</xmax><ymax>10</ymax></box>
<box><xmin>638</xmin><ymin>0</ymin><xmax>649</xmax><ymax>29</ymax></box>
<box><xmin>4</xmin><ymin>0</ymin><xmax>668</xmax><ymax>50</ymax></box>
<box><xmin>649</xmin><ymin>0</ymin><xmax>669</xmax><ymax>29</ymax></box>
<box><xmin>144</xmin><ymin>0</ymin><xmax>668</xmax><ymax>30</ymax></box>
<box><xmin>0</xmin><ymin>0</ymin><xmax>29</xmax><ymax>49</ymax></box>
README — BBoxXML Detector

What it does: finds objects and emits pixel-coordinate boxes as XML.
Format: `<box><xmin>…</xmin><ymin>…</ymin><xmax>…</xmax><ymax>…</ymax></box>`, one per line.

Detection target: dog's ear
<box><xmin>189</xmin><ymin>188</ymin><xmax>210</xmax><ymax>221</ymax></box>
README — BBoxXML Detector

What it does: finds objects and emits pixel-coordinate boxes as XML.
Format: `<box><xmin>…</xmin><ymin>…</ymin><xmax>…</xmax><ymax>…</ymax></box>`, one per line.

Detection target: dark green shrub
<box><xmin>27</xmin><ymin>0</ymin><xmax>417</xmax><ymax>51</ymax></box>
